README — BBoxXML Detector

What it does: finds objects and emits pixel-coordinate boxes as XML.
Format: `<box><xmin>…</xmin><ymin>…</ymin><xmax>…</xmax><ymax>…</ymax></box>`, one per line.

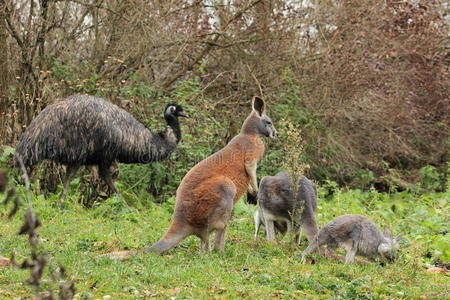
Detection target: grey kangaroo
<box><xmin>254</xmin><ymin>171</ymin><xmax>319</xmax><ymax>245</ymax></box>
<box><xmin>301</xmin><ymin>214</ymin><xmax>400</xmax><ymax>263</ymax></box>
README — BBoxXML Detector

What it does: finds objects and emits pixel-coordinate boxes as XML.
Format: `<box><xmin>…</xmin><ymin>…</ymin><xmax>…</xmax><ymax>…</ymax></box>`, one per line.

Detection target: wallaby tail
<box><xmin>146</xmin><ymin>221</ymin><xmax>192</xmax><ymax>255</ymax></box>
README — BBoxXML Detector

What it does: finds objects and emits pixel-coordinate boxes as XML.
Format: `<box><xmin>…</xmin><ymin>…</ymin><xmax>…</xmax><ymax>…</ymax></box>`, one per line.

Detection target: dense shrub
<box><xmin>0</xmin><ymin>0</ymin><xmax>448</xmax><ymax>193</ymax></box>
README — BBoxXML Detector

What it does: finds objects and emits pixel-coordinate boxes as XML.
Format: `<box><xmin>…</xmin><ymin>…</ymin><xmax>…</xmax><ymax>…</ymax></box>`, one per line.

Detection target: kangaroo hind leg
<box><xmin>215</xmin><ymin>227</ymin><xmax>227</xmax><ymax>251</ymax></box>
<box><xmin>199</xmin><ymin>231</ymin><xmax>211</xmax><ymax>252</ymax></box>
<box><xmin>254</xmin><ymin>209</ymin><xmax>262</xmax><ymax>239</ymax></box>
<box><xmin>209</xmin><ymin>178</ymin><xmax>236</xmax><ymax>252</ymax></box>
<box><xmin>262</xmin><ymin>211</ymin><xmax>277</xmax><ymax>243</ymax></box>
<box><xmin>342</xmin><ymin>240</ymin><xmax>357</xmax><ymax>263</ymax></box>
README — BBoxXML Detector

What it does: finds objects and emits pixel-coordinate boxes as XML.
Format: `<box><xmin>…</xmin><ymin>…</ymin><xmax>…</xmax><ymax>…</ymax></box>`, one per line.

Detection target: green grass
<box><xmin>0</xmin><ymin>187</ymin><xmax>449</xmax><ymax>299</ymax></box>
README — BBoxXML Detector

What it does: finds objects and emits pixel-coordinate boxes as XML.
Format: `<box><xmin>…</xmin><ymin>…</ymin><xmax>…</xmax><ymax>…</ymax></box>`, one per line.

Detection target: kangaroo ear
<box><xmin>252</xmin><ymin>96</ymin><xmax>265</xmax><ymax>117</ymax></box>
<box><xmin>383</xmin><ymin>226</ymin><xmax>392</xmax><ymax>239</ymax></box>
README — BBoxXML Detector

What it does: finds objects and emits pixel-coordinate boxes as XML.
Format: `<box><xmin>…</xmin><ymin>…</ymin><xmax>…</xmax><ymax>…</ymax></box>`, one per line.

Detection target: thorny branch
<box><xmin>1</xmin><ymin>159</ymin><xmax>75</xmax><ymax>300</ymax></box>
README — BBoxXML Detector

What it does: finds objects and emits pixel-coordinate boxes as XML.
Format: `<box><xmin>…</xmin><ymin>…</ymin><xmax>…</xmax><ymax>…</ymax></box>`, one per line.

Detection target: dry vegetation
<box><xmin>0</xmin><ymin>0</ymin><xmax>448</xmax><ymax>189</ymax></box>
<box><xmin>0</xmin><ymin>2</ymin><xmax>448</xmax><ymax>298</ymax></box>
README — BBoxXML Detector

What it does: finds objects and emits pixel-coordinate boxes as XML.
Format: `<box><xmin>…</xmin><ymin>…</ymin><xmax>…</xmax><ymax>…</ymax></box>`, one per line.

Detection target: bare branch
<box><xmin>161</xmin><ymin>0</ymin><xmax>264</xmax><ymax>89</ymax></box>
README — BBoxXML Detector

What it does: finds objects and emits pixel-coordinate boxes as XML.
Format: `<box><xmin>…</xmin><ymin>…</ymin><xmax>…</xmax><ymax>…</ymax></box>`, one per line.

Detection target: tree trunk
<box><xmin>0</xmin><ymin>2</ymin><xmax>9</xmax><ymax>144</ymax></box>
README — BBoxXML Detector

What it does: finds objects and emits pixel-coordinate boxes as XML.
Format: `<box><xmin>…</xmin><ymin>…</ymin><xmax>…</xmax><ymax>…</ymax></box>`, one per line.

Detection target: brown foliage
<box><xmin>292</xmin><ymin>0</ymin><xmax>449</xmax><ymax>182</ymax></box>
<box><xmin>0</xmin><ymin>0</ymin><xmax>448</xmax><ymax>186</ymax></box>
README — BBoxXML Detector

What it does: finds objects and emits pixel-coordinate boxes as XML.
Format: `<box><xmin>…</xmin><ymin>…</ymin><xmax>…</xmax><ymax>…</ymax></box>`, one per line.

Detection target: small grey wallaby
<box><xmin>301</xmin><ymin>214</ymin><xmax>400</xmax><ymax>263</ymax></box>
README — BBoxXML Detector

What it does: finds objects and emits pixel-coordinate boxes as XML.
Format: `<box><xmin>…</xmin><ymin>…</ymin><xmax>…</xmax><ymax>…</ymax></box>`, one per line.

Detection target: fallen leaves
<box><xmin>0</xmin><ymin>256</ymin><xmax>11</xmax><ymax>267</ymax></box>
<box><xmin>100</xmin><ymin>250</ymin><xmax>139</xmax><ymax>261</ymax></box>
<box><xmin>425</xmin><ymin>267</ymin><xmax>448</xmax><ymax>275</ymax></box>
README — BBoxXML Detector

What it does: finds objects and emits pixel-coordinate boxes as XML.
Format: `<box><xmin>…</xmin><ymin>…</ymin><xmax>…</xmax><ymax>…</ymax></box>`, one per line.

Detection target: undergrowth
<box><xmin>0</xmin><ymin>182</ymin><xmax>448</xmax><ymax>299</ymax></box>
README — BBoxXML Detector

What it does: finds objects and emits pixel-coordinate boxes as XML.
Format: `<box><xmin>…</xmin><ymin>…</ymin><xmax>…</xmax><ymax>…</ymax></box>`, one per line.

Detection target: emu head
<box><xmin>242</xmin><ymin>96</ymin><xmax>277</xmax><ymax>139</ymax></box>
<box><xmin>377</xmin><ymin>226</ymin><xmax>400</xmax><ymax>262</ymax></box>
<box><xmin>164</xmin><ymin>103</ymin><xmax>188</xmax><ymax>119</ymax></box>
<box><xmin>163</xmin><ymin>103</ymin><xmax>188</xmax><ymax>144</ymax></box>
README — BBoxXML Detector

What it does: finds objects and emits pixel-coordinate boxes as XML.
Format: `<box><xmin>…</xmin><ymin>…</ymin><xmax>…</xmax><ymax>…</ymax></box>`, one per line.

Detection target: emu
<box><xmin>15</xmin><ymin>94</ymin><xmax>187</xmax><ymax>200</ymax></box>
<box><xmin>148</xmin><ymin>96</ymin><xmax>277</xmax><ymax>254</ymax></box>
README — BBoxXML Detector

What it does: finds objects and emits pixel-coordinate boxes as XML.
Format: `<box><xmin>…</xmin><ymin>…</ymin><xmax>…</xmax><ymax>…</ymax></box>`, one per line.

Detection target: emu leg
<box><xmin>98</xmin><ymin>163</ymin><xmax>118</xmax><ymax>193</ymax></box>
<box><xmin>295</xmin><ymin>230</ymin><xmax>302</xmax><ymax>246</ymax></box>
<box><xmin>59</xmin><ymin>164</ymin><xmax>80</xmax><ymax>202</ymax></box>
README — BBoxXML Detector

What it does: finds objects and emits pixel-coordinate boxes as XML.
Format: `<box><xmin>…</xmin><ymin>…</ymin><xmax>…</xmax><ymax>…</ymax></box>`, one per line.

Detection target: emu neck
<box><xmin>164</xmin><ymin>115</ymin><xmax>181</xmax><ymax>143</ymax></box>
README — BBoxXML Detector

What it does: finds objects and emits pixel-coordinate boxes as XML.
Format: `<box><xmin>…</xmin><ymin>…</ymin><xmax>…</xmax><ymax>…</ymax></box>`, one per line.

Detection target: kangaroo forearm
<box><xmin>247</xmin><ymin>184</ymin><xmax>255</xmax><ymax>195</ymax></box>
<box><xmin>245</xmin><ymin>160</ymin><xmax>258</xmax><ymax>193</ymax></box>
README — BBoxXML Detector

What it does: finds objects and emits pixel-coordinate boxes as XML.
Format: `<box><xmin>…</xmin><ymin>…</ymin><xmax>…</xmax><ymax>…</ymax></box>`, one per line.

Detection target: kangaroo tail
<box><xmin>146</xmin><ymin>221</ymin><xmax>192</xmax><ymax>255</ymax></box>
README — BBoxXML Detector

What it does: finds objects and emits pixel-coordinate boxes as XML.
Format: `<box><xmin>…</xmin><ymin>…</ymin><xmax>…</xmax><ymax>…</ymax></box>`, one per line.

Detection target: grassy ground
<box><xmin>0</xmin><ymin>186</ymin><xmax>449</xmax><ymax>299</ymax></box>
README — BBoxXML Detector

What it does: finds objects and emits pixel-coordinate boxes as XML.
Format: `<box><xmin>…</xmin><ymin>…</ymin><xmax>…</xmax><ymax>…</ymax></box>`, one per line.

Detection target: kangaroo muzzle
<box><xmin>270</xmin><ymin>129</ymin><xmax>278</xmax><ymax>139</ymax></box>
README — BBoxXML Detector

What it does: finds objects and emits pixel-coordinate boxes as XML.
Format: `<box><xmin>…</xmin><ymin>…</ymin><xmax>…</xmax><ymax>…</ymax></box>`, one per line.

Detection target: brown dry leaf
<box><xmin>100</xmin><ymin>250</ymin><xmax>138</xmax><ymax>260</ymax></box>
<box><xmin>425</xmin><ymin>267</ymin><xmax>448</xmax><ymax>275</ymax></box>
<box><xmin>143</xmin><ymin>290</ymin><xmax>158</xmax><ymax>297</ymax></box>
<box><xmin>0</xmin><ymin>256</ymin><xmax>11</xmax><ymax>267</ymax></box>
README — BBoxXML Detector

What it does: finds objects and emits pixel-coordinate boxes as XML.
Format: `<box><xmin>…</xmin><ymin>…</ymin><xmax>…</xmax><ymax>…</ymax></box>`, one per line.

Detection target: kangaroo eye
<box><xmin>266</xmin><ymin>121</ymin><xmax>272</xmax><ymax>125</ymax></box>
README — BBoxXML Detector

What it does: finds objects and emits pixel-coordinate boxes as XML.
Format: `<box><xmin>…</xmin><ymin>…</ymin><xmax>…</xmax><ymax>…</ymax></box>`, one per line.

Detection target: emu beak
<box><xmin>178</xmin><ymin>112</ymin><xmax>189</xmax><ymax>118</ymax></box>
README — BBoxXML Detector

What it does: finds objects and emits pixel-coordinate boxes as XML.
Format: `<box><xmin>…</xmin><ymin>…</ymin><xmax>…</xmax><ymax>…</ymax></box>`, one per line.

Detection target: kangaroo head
<box><xmin>378</xmin><ymin>226</ymin><xmax>399</xmax><ymax>261</ymax></box>
<box><xmin>241</xmin><ymin>96</ymin><xmax>277</xmax><ymax>138</ymax></box>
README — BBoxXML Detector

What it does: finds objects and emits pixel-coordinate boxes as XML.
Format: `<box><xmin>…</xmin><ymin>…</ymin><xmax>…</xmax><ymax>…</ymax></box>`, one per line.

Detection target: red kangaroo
<box><xmin>149</xmin><ymin>97</ymin><xmax>277</xmax><ymax>254</ymax></box>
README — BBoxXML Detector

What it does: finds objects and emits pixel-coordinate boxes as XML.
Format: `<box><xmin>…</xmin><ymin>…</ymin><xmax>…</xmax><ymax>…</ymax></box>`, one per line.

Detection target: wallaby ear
<box><xmin>383</xmin><ymin>226</ymin><xmax>392</xmax><ymax>239</ymax></box>
<box><xmin>252</xmin><ymin>96</ymin><xmax>265</xmax><ymax>117</ymax></box>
